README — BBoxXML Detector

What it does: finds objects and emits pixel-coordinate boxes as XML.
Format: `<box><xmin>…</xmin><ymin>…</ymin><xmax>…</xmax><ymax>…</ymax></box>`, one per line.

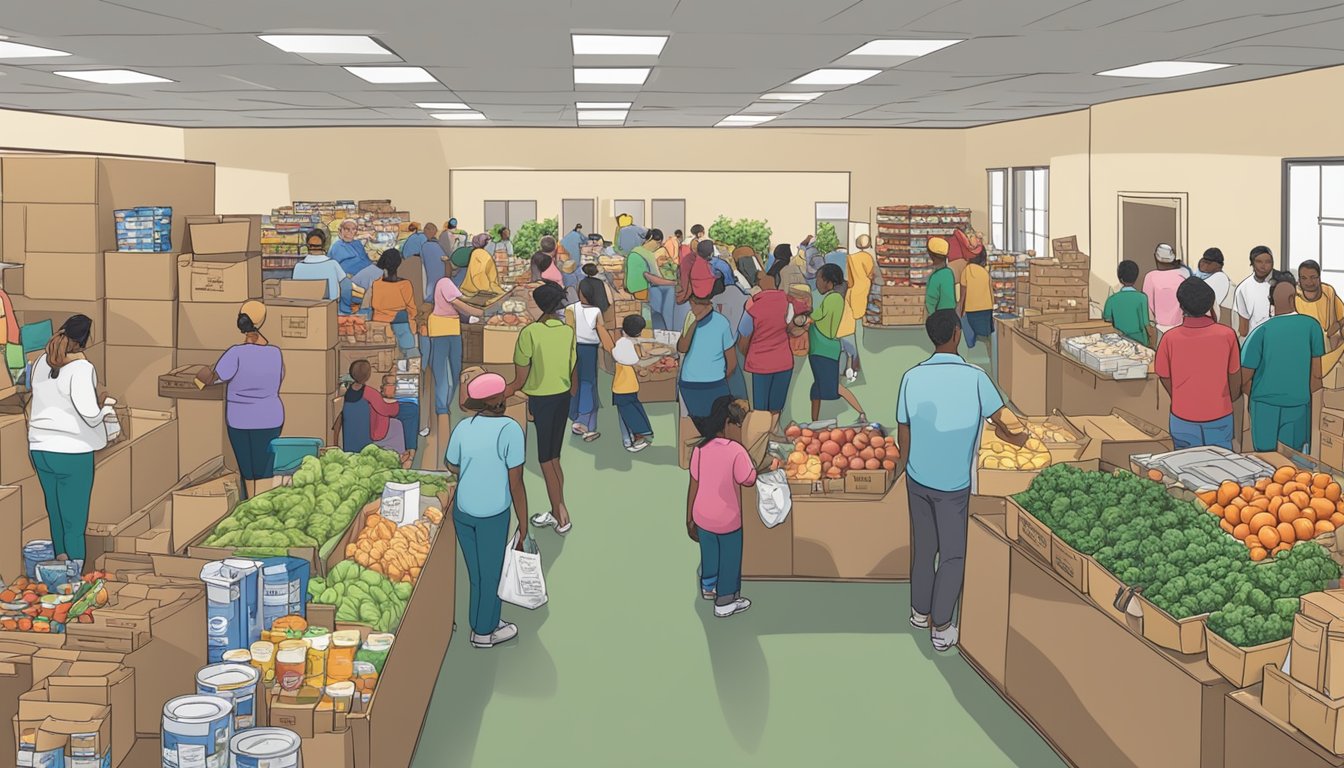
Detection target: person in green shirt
<box><xmin>1102</xmin><ymin>260</ymin><xmax>1155</xmax><ymax>347</ymax></box>
<box><xmin>1242</xmin><ymin>273</ymin><xmax>1325</xmax><ymax>452</ymax></box>
<box><xmin>625</xmin><ymin>231</ymin><xmax>669</xmax><ymax>302</ymax></box>
<box><xmin>507</xmin><ymin>282</ymin><xmax>577</xmax><ymax>536</ymax></box>
<box><xmin>808</xmin><ymin>264</ymin><xmax>866</xmax><ymax>422</ymax></box>
<box><xmin>924</xmin><ymin>236</ymin><xmax>956</xmax><ymax>316</ymax></box>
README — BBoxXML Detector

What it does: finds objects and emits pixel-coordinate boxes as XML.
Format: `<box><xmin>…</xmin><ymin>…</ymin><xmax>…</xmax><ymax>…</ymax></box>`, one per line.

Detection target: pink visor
<box><xmin>466</xmin><ymin>372</ymin><xmax>506</xmax><ymax>400</ymax></box>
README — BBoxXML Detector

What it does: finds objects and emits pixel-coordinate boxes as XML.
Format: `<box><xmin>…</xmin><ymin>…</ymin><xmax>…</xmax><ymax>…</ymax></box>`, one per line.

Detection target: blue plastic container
<box><xmin>23</xmin><ymin>540</ymin><xmax>54</xmax><ymax>579</ymax></box>
<box><xmin>200</xmin><ymin>559</ymin><xmax>263</xmax><ymax>663</ymax></box>
<box><xmin>268</xmin><ymin>438</ymin><xmax>324</xmax><ymax>475</ymax></box>
<box><xmin>260</xmin><ymin>557</ymin><xmax>309</xmax><ymax>630</ymax></box>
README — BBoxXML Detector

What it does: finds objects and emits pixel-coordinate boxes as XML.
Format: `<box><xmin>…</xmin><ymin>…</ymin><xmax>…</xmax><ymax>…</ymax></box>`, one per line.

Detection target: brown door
<box><xmin>1123</xmin><ymin>200</ymin><xmax>1180</xmax><ymax>290</ymax></box>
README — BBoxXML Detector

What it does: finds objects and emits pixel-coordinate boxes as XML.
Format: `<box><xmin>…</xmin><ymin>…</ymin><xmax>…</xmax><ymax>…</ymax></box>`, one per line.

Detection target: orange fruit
<box><xmin>1248</xmin><ymin>511</ymin><xmax>1277</xmax><ymax>534</ymax></box>
<box><xmin>1317</xmin><ymin>520</ymin><xmax>1337</xmax><ymax>535</ymax></box>
<box><xmin>1233</xmin><ymin>523</ymin><xmax>1251</xmax><ymax>540</ymax></box>
<box><xmin>1250</xmin><ymin>547</ymin><xmax>1269</xmax><ymax>562</ymax></box>
<box><xmin>1294</xmin><ymin>517</ymin><xmax>1317</xmax><ymax>541</ymax></box>
<box><xmin>1259</xmin><ymin>525</ymin><xmax>1282</xmax><ymax>548</ymax></box>
<box><xmin>1274</xmin><ymin>466</ymin><xmax>1296</xmax><ymax>484</ymax></box>
<box><xmin>1278</xmin><ymin>521</ymin><xmax>1297</xmax><ymax>545</ymax></box>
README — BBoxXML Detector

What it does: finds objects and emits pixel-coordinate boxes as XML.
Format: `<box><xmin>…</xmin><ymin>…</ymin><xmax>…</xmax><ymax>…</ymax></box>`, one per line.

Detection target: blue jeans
<box><xmin>1169</xmin><ymin>412</ymin><xmax>1236</xmax><ymax>451</ymax></box>
<box><xmin>568</xmin><ymin>343</ymin><xmax>601</xmax><ymax>432</ymax></box>
<box><xmin>453</xmin><ymin>506</ymin><xmax>510</xmax><ymax>636</ymax></box>
<box><xmin>391</xmin><ymin>316</ymin><xmax>416</xmax><ymax>357</ymax></box>
<box><xmin>751</xmin><ymin>369</ymin><xmax>792</xmax><ymax>412</ymax></box>
<box><xmin>727</xmin><ymin>363</ymin><xmax>748</xmax><ymax>402</ymax></box>
<box><xmin>698</xmin><ymin>527</ymin><xmax>743</xmax><ymax>604</ymax></box>
<box><xmin>648</xmin><ymin>285</ymin><xmax>675</xmax><ymax>331</ymax></box>
<box><xmin>428</xmin><ymin>335</ymin><xmax>462</xmax><ymax>415</ymax></box>
<box><xmin>613</xmin><ymin>392</ymin><xmax>652</xmax><ymax>441</ymax></box>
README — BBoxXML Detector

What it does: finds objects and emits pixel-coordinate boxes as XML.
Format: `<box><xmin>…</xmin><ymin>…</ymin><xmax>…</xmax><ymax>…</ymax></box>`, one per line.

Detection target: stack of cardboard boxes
<box><xmin>267</xmin><ymin>285</ymin><xmax>341</xmax><ymax>443</ymax></box>
<box><xmin>867</xmin><ymin>285</ymin><xmax>925</xmax><ymax>327</ymax></box>
<box><xmin>1263</xmin><ymin>590</ymin><xmax>1344</xmax><ymax>754</ymax></box>
<box><xmin>1019</xmin><ymin>235</ymin><xmax>1090</xmax><ymax>328</ymax></box>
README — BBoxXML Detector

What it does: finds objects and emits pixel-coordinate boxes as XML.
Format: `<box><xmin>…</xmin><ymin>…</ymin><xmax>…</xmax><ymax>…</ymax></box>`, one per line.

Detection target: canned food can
<box><xmin>162</xmin><ymin>694</ymin><xmax>232</xmax><ymax>768</ymax></box>
<box><xmin>196</xmin><ymin>662</ymin><xmax>260</xmax><ymax>731</ymax></box>
<box><xmin>229</xmin><ymin>727</ymin><xmax>302</xmax><ymax>767</ymax></box>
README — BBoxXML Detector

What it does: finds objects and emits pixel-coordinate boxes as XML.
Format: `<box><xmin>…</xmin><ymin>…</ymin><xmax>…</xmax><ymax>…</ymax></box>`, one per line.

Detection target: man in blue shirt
<box><xmin>616</xmin><ymin>213</ymin><xmax>648</xmax><ymax>256</ymax></box>
<box><xmin>329</xmin><ymin>219</ymin><xmax>371</xmax><ymax>276</ymax></box>
<box><xmin>291</xmin><ymin>229</ymin><xmax>345</xmax><ymax>301</ymax></box>
<box><xmin>896</xmin><ymin>309</ymin><xmax>1027</xmax><ymax>652</ymax></box>
<box><xmin>561</xmin><ymin>224</ymin><xmax>586</xmax><ymax>264</ymax></box>
<box><xmin>420</xmin><ymin>222</ymin><xmax>448</xmax><ymax>302</ymax></box>
<box><xmin>401</xmin><ymin>224</ymin><xmax>427</xmax><ymax>259</ymax></box>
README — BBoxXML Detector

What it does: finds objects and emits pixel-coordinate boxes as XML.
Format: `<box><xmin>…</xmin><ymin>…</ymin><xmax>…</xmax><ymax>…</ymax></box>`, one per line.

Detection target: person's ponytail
<box><xmin>45</xmin><ymin>332</ymin><xmax>71</xmax><ymax>379</ymax></box>
<box><xmin>46</xmin><ymin>314</ymin><xmax>93</xmax><ymax>379</ymax></box>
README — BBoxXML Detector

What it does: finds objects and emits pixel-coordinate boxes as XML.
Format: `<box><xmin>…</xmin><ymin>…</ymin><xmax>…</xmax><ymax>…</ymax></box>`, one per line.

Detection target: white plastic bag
<box><xmin>498</xmin><ymin>533</ymin><xmax>548</xmax><ymax>609</ymax></box>
<box><xmin>756</xmin><ymin>469</ymin><xmax>793</xmax><ymax>529</ymax></box>
<box><xmin>380</xmin><ymin>482</ymin><xmax>421</xmax><ymax>527</ymax></box>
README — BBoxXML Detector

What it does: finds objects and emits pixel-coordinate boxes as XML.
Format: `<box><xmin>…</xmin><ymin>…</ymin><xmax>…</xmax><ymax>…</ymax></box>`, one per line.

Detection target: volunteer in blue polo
<box><xmin>895</xmin><ymin>309</ymin><xmax>1027</xmax><ymax>653</ymax></box>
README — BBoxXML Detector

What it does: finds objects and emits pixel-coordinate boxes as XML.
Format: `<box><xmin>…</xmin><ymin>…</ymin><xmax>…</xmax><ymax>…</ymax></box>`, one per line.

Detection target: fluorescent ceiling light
<box><xmin>790</xmin><ymin>69</ymin><xmax>880</xmax><ymax>86</ymax></box>
<box><xmin>578</xmin><ymin>110</ymin><xmax>628</xmax><ymax>120</ymax></box>
<box><xmin>847</xmin><ymin>39</ymin><xmax>962</xmax><ymax>57</ymax></box>
<box><xmin>574</xmin><ymin>67</ymin><xmax>650</xmax><ymax>85</ymax></box>
<box><xmin>54</xmin><ymin>69</ymin><xmax>171</xmax><ymax>84</ymax></box>
<box><xmin>431</xmin><ymin>112</ymin><xmax>486</xmax><ymax>121</ymax></box>
<box><xmin>344</xmin><ymin>66</ymin><xmax>436</xmax><ymax>84</ymax></box>
<box><xmin>576</xmin><ymin>101</ymin><xmax>632</xmax><ymax>109</ymax></box>
<box><xmin>0</xmin><ymin>41</ymin><xmax>70</xmax><ymax>59</ymax></box>
<box><xmin>1097</xmin><ymin>60</ymin><xmax>1231</xmax><ymax>78</ymax></box>
<box><xmin>718</xmin><ymin>115</ymin><xmax>775</xmax><ymax>127</ymax></box>
<box><xmin>761</xmin><ymin>92</ymin><xmax>823</xmax><ymax>101</ymax></box>
<box><xmin>742</xmin><ymin>102</ymin><xmax>799</xmax><ymax>114</ymax></box>
<box><xmin>572</xmin><ymin>34</ymin><xmax>667</xmax><ymax>56</ymax></box>
<box><xmin>259</xmin><ymin>35</ymin><xmax>393</xmax><ymax>55</ymax></box>
<box><xmin>416</xmin><ymin>102</ymin><xmax>468</xmax><ymax>109</ymax></box>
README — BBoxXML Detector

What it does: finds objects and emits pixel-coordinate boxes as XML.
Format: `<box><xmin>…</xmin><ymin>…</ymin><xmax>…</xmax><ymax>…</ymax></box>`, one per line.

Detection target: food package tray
<box><xmin>1134</xmin><ymin>448</ymin><xmax>1276</xmax><ymax>489</ymax></box>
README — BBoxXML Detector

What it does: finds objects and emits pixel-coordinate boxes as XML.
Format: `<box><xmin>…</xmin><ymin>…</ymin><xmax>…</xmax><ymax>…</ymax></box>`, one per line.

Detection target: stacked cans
<box><xmin>114</xmin><ymin>206</ymin><xmax>173</xmax><ymax>252</ymax></box>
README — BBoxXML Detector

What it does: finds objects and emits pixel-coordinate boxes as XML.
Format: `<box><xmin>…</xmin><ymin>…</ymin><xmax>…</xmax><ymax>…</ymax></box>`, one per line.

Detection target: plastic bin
<box><xmin>268</xmin><ymin>437</ymin><xmax>324</xmax><ymax>475</ymax></box>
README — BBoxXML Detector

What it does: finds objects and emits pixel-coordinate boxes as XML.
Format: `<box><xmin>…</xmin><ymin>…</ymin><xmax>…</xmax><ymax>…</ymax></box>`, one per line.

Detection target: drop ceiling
<box><xmin>0</xmin><ymin>0</ymin><xmax>1340</xmax><ymax>128</ymax></box>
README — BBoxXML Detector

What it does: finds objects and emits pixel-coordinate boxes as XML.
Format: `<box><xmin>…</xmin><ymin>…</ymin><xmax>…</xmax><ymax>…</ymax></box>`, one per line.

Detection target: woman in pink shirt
<box><xmin>686</xmin><ymin>396</ymin><xmax>757</xmax><ymax>618</ymax></box>
<box><xmin>1143</xmin><ymin>243</ymin><xmax>1193</xmax><ymax>336</ymax></box>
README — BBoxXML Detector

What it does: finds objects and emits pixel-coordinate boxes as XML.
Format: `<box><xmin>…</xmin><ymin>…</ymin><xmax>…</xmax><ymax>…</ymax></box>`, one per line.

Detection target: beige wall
<box><xmin>451</xmin><ymin>169</ymin><xmax>848</xmax><ymax>243</ymax></box>
<box><xmin>184</xmin><ymin>126</ymin><xmax>969</xmax><ymax>238</ymax></box>
<box><xmin>0</xmin><ymin>107</ymin><xmax>184</xmax><ymax>159</ymax></box>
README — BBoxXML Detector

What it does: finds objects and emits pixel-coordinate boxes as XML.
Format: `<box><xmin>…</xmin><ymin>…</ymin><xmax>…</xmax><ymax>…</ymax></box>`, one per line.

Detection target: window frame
<box><xmin>1284</xmin><ymin>158</ymin><xmax>1344</xmax><ymax>289</ymax></box>
<box><xmin>987</xmin><ymin>168</ymin><xmax>1008</xmax><ymax>252</ymax></box>
<box><xmin>985</xmin><ymin>166</ymin><xmax>1049</xmax><ymax>254</ymax></box>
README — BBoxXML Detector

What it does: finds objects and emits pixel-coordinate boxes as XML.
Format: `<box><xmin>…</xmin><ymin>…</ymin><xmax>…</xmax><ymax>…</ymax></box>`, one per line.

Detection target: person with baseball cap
<box><xmin>1196</xmin><ymin>247</ymin><xmax>1233</xmax><ymax>316</ymax></box>
<box><xmin>1143</xmin><ymin>243</ymin><xmax>1193</xmax><ymax>338</ymax></box>
<box><xmin>446</xmin><ymin>371</ymin><xmax>529</xmax><ymax>648</ymax></box>
<box><xmin>924</xmin><ymin>236</ymin><xmax>956</xmax><ymax>316</ymax></box>
<box><xmin>196</xmin><ymin>300</ymin><xmax>285</xmax><ymax>499</ymax></box>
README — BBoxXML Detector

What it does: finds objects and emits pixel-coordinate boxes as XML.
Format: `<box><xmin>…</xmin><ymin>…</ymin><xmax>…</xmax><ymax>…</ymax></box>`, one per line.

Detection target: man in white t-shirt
<box><xmin>1234</xmin><ymin>245</ymin><xmax>1276</xmax><ymax>337</ymax></box>
<box><xmin>1196</xmin><ymin>247</ymin><xmax>1234</xmax><ymax>322</ymax></box>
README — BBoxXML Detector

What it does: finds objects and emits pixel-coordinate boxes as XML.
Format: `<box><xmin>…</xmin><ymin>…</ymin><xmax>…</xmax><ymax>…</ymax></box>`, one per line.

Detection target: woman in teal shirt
<box><xmin>810</xmin><ymin>264</ymin><xmax>866</xmax><ymax>423</ymax></box>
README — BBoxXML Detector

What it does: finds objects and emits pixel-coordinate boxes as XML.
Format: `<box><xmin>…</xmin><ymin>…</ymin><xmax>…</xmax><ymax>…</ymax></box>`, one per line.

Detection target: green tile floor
<box><xmin>410</xmin><ymin>327</ymin><xmax>1065</xmax><ymax>767</ymax></box>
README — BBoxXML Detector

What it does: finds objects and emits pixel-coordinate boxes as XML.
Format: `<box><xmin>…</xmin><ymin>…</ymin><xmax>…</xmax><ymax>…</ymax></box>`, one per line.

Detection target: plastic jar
<box><xmin>22</xmin><ymin>541</ymin><xmax>54</xmax><ymax>579</ymax></box>
<box><xmin>326</xmin><ymin>681</ymin><xmax>355</xmax><ymax>713</ymax></box>
<box><xmin>326</xmin><ymin>630</ymin><xmax>359</xmax><ymax>683</ymax></box>
<box><xmin>304</xmin><ymin>632</ymin><xmax>330</xmax><ymax>690</ymax></box>
<box><xmin>250</xmin><ymin>641</ymin><xmax>276</xmax><ymax>686</ymax></box>
<box><xmin>274</xmin><ymin>640</ymin><xmax>308</xmax><ymax>693</ymax></box>
<box><xmin>351</xmin><ymin>662</ymin><xmax>378</xmax><ymax>705</ymax></box>
<box><xmin>355</xmin><ymin>633</ymin><xmax>394</xmax><ymax>674</ymax></box>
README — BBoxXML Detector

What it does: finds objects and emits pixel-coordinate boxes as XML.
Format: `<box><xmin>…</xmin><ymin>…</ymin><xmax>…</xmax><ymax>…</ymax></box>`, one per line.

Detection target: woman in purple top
<box><xmin>196</xmin><ymin>300</ymin><xmax>285</xmax><ymax>499</ymax></box>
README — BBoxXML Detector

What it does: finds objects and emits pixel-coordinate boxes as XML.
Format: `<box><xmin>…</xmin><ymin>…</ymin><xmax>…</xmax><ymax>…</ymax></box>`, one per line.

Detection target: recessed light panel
<box><xmin>259</xmin><ymin>35</ymin><xmax>393</xmax><ymax>55</ymax></box>
<box><xmin>761</xmin><ymin>92</ymin><xmax>823</xmax><ymax>101</ymax></box>
<box><xmin>54</xmin><ymin>69</ymin><xmax>172</xmax><ymax>84</ymax></box>
<box><xmin>0</xmin><ymin>41</ymin><xmax>70</xmax><ymax>59</ymax></box>
<box><xmin>416</xmin><ymin>102</ymin><xmax>468</xmax><ymax>109</ymax></box>
<box><xmin>576</xmin><ymin>101</ymin><xmax>632</xmax><ymax>109</ymax></box>
<box><xmin>572</xmin><ymin>34</ymin><xmax>667</xmax><ymax>56</ymax></box>
<box><xmin>344</xmin><ymin>66</ymin><xmax>437</xmax><ymax>84</ymax></box>
<box><xmin>1097</xmin><ymin>61</ymin><xmax>1231</xmax><ymax>78</ymax></box>
<box><xmin>431</xmin><ymin>112</ymin><xmax>486</xmax><ymax>121</ymax></box>
<box><xmin>790</xmin><ymin>69</ymin><xmax>880</xmax><ymax>86</ymax></box>
<box><xmin>846</xmin><ymin>39</ymin><xmax>962</xmax><ymax>57</ymax></box>
<box><xmin>577</xmin><ymin>110</ymin><xmax>628</xmax><ymax>121</ymax></box>
<box><xmin>717</xmin><ymin>115</ymin><xmax>775</xmax><ymax>127</ymax></box>
<box><xmin>574</xmin><ymin>67</ymin><xmax>650</xmax><ymax>85</ymax></box>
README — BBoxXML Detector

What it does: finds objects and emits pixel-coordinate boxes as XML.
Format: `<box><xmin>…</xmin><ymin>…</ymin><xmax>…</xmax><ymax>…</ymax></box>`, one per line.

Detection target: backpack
<box><xmin>450</xmin><ymin>246</ymin><xmax>474</xmax><ymax>269</ymax></box>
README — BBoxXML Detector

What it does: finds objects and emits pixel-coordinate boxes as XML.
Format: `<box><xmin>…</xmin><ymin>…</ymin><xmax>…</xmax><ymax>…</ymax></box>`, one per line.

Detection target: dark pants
<box><xmin>613</xmin><ymin>392</ymin><xmax>652</xmax><ymax>437</ymax></box>
<box><xmin>454</xmin><ymin>506</ymin><xmax>510</xmax><ymax>636</ymax></box>
<box><xmin>698</xmin><ymin>527</ymin><xmax>743</xmax><ymax>606</ymax></box>
<box><xmin>907</xmin><ymin>477</ymin><xmax>971</xmax><ymax>629</ymax></box>
<box><xmin>227</xmin><ymin>426</ymin><xmax>283</xmax><ymax>481</ymax></box>
<box><xmin>31</xmin><ymin>451</ymin><xmax>94</xmax><ymax>561</ymax></box>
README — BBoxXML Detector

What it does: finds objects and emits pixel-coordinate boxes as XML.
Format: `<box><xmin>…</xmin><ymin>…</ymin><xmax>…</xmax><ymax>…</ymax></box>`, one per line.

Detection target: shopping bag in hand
<box><xmin>756</xmin><ymin>469</ymin><xmax>793</xmax><ymax>528</ymax></box>
<box><xmin>498</xmin><ymin>533</ymin><xmax>548</xmax><ymax>610</ymax></box>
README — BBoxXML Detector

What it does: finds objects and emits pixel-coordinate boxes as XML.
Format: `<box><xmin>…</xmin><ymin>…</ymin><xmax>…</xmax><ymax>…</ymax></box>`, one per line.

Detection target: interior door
<box><xmin>1123</xmin><ymin>200</ymin><xmax>1180</xmax><ymax>289</ymax></box>
<box><xmin>651</xmin><ymin>199</ymin><xmax>686</xmax><ymax>237</ymax></box>
<box><xmin>507</xmin><ymin>200</ymin><xmax>537</xmax><ymax>230</ymax></box>
<box><xmin>562</xmin><ymin>198</ymin><xmax>595</xmax><ymax>234</ymax></box>
<box><xmin>614</xmin><ymin>200</ymin><xmax>645</xmax><ymax>227</ymax></box>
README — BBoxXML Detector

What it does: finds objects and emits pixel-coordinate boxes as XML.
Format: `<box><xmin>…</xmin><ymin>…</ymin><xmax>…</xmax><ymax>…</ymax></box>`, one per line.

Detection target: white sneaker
<box><xmin>418</xmin><ymin>427</ymin><xmax>431</xmax><ymax>437</ymax></box>
<box><xmin>570</xmin><ymin>424</ymin><xmax>587</xmax><ymax>436</ymax></box>
<box><xmin>470</xmin><ymin>622</ymin><xmax>519</xmax><ymax>648</ymax></box>
<box><xmin>702</xmin><ymin>590</ymin><xmax>716</xmax><ymax>601</ymax></box>
<box><xmin>714</xmin><ymin>597</ymin><xmax>751</xmax><ymax>618</ymax></box>
<box><xmin>932</xmin><ymin>623</ymin><xmax>960</xmax><ymax>652</ymax></box>
<box><xmin>531</xmin><ymin>512</ymin><xmax>558</xmax><ymax>528</ymax></box>
<box><xmin>556</xmin><ymin>520</ymin><xmax>573</xmax><ymax>535</ymax></box>
<box><xmin>845</xmin><ymin>367</ymin><xmax>857</xmax><ymax>383</ymax></box>
<box><xmin>910</xmin><ymin>609</ymin><xmax>930</xmax><ymax>629</ymax></box>
<box><xmin>627</xmin><ymin>439</ymin><xmax>651</xmax><ymax>453</ymax></box>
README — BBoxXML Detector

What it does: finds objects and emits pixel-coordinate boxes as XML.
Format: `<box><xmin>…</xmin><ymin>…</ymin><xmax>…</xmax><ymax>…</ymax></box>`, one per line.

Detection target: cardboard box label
<box><xmin>281</xmin><ymin>315</ymin><xmax>310</xmax><ymax>339</ymax></box>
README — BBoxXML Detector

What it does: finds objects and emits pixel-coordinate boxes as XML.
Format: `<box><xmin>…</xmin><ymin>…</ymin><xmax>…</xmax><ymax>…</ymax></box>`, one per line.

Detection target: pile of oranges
<box><xmin>1199</xmin><ymin>466</ymin><xmax>1344</xmax><ymax>561</ymax></box>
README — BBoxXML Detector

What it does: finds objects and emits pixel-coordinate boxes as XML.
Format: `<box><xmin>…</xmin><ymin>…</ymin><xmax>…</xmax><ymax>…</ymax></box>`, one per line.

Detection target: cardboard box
<box><xmin>1226</xmin><ymin>688</ymin><xmax>1344</xmax><ymax>768</ymax></box>
<box><xmin>1006</xmin><ymin>546</ymin><xmax>1231</xmax><ymax>768</ymax></box>
<box><xmin>1035</xmin><ymin>318</ymin><xmax>1114</xmax><ymax>349</ymax></box>
<box><xmin>103</xmin><ymin>251</ymin><xmax>176</xmax><ymax>300</ymax></box>
<box><xmin>1205</xmin><ymin>627</ymin><xmax>1289</xmax><ymax>688</ymax></box>
<box><xmin>1324</xmin><ymin>433</ymin><xmax>1344</xmax><ymax>474</ymax></box>
<box><xmin>1</xmin><ymin>203</ymin><xmax>25</xmax><ymax>263</ymax></box>
<box><xmin>1005</xmin><ymin>326</ymin><xmax>1062</xmax><ymax>415</ymax></box>
<box><xmin>13</xmin><ymin>701</ymin><xmax>112</xmax><ymax>766</ymax></box>
<box><xmin>0</xmin><ymin>646</ymin><xmax>33</xmax><ymax>768</ymax></box>
<box><xmin>281</xmin><ymin>349</ymin><xmax>339</xmax><ymax>395</ymax></box>
<box><xmin>1294</xmin><ymin>613</ymin><xmax>1330</xmax><ymax>691</ymax></box>
<box><xmin>482</xmin><ymin>325</ymin><xmax>521</xmax><ymax>365</ymax></box>
<box><xmin>105</xmin><ymin>300</ymin><xmax>175</xmax><ymax>347</ymax></box>
<box><xmin>1301</xmin><ymin>591</ymin><xmax>1344</xmax><ymax>624</ymax></box>
<box><xmin>178</xmin><ymin>253</ymin><xmax>262</xmax><ymax>303</ymax></box>
<box><xmin>0</xmin><ymin>486</ymin><xmax>20</xmax><ymax>584</ymax></box>
<box><xmin>21</xmin><ymin>252</ymin><xmax>104</xmax><ymax>301</ymax></box>
<box><xmin>27</xmin><ymin>661</ymin><xmax>135</xmax><ymax>766</ymax></box>
<box><xmin>177</xmin><ymin>399</ymin><xmax>229</xmax><ymax>476</ymax></box>
<box><xmin>960</xmin><ymin>505</ymin><xmax>1013</xmax><ymax>690</ymax></box>
<box><xmin>0</xmin><ymin>412</ymin><xmax>35</xmax><ymax>485</ymax></box>
<box><xmin>1137</xmin><ymin>593</ymin><xmax>1210</xmax><ymax>655</ymax></box>
<box><xmin>23</xmin><ymin>204</ymin><xmax>100</xmax><ymax>253</ymax></box>
<box><xmin>128</xmin><ymin>411</ymin><xmax>179</xmax><ymax>513</ymax></box>
<box><xmin>177</xmin><ymin>301</ymin><xmax>241</xmax><ymax>350</ymax></box>
<box><xmin>279</xmin><ymin>390</ymin><xmax>340</xmax><ymax>443</ymax></box>
<box><xmin>171</xmin><ymin>471</ymin><xmax>239</xmax><ymax>556</ymax></box>
<box><xmin>266</xmin><ymin>298</ymin><xmax>338</xmax><ymax>352</ymax></box>
<box><xmin>1290</xmin><ymin>672</ymin><xmax>1344</xmax><ymax>755</ymax></box>
<box><xmin>184</xmin><ymin>216</ymin><xmax>261</xmax><ymax>258</ymax></box>
<box><xmin>1</xmin><ymin>265</ymin><xmax>23</xmax><ymax>295</ymax></box>
<box><xmin>105</xmin><ymin>345</ymin><xmax>177</xmax><ymax>410</ymax></box>
<box><xmin>10</xmin><ymin>297</ymin><xmax>105</xmax><ymax>348</ymax></box>
<box><xmin>86</xmin><ymin>443</ymin><xmax>132</xmax><ymax>537</ymax></box>
<box><xmin>1323</xmin><ymin>408</ymin><xmax>1344</xmax><ymax>439</ymax></box>
<box><xmin>16</xmin><ymin>475</ymin><xmax>44</xmax><ymax>531</ymax></box>
<box><xmin>789</xmin><ymin>474</ymin><xmax>910</xmax><ymax>580</ymax></box>
<box><xmin>158</xmin><ymin>365</ymin><xmax>224</xmax><ymax>402</ymax></box>
<box><xmin>279</xmin><ymin>279</ymin><xmax>327</xmax><ymax>301</ymax></box>
<box><xmin>1263</xmin><ymin>663</ymin><xmax>1294</xmax><ymax>724</ymax></box>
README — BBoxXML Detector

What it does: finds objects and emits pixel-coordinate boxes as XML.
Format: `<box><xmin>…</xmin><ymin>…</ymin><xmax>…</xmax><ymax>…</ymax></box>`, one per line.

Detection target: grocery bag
<box><xmin>757</xmin><ymin>470</ymin><xmax>792</xmax><ymax>528</ymax></box>
<box><xmin>499</xmin><ymin>533</ymin><xmax>548</xmax><ymax>610</ymax></box>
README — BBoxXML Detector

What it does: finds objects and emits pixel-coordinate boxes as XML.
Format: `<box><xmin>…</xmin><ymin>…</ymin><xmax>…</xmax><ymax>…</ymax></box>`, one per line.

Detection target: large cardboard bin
<box><xmin>1225</xmin><ymin>688</ymin><xmax>1344</xmax><ymax>768</ymax></box>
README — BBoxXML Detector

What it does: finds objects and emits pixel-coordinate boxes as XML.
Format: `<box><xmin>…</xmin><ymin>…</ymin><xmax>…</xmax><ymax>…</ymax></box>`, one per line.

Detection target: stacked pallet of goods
<box><xmin>868</xmin><ymin>205</ymin><xmax>971</xmax><ymax>327</ymax></box>
<box><xmin>1020</xmin><ymin>236</ymin><xmax>1090</xmax><ymax>328</ymax></box>
<box><xmin>988</xmin><ymin>251</ymin><xmax>1029</xmax><ymax>316</ymax></box>
<box><xmin>259</xmin><ymin>200</ymin><xmax>411</xmax><ymax>276</ymax></box>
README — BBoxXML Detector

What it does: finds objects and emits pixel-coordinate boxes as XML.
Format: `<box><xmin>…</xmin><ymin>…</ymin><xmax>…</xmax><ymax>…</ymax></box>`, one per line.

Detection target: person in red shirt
<box><xmin>1155</xmin><ymin>278</ymin><xmax>1242</xmax><ymax>450</ymax></box>
<box><xmin>677</xmin><ymin>226</ymin><xmax>718</xmax><ymax>305</ymax></box>
<box><xmin>737</xmin><ymin>259</ymin><xmax>807</xmax><ymax>416</ymax></box>
<box><xmin>345</xmin><ymin>360</ymin><xmax>415</xmax><ymax>467</ymax></box>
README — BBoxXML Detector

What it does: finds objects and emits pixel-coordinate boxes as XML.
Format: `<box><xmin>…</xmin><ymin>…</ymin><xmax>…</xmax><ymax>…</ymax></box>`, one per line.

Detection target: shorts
<box><xmin>1248</xmin><ymin>400</ymin><xmax>1311</xmax><ymax>453</ymax></box>
<box><xmin>808</xmin><ymin>355</ymin><xmax>841</xmax><ymax>401</ymax></box>
<box><xmin>227</xmin><ymin>426</ymin><xmax>283</xmax><ymax>481</ymax></box>
<box><xmin>679</xmin><ymin>379</ymin><xmax>731</xmax><ymax>420</ymax></box>
<box><xmin>751</xmin><ymin>369</ymin><xmax>792</xmax><ymax>412</ymax></box>
<box><xmin>528</xmin><ymin>392</ymin><xmax>572</xmax><ymax>463</ymax></box>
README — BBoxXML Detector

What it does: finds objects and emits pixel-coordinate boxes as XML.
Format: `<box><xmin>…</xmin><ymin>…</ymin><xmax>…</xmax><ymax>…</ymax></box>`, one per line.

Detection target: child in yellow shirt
<box><xmin>605</xmin><ymin>314</ymin><xmax>653</xmax><ymax>453</ymax></box>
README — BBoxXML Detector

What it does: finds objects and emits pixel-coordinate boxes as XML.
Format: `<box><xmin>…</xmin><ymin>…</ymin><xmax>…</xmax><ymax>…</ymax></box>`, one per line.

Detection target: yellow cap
<box><xmin>240</xmin><ymin>300</ymin><xmax>267</xmax><ymax>328</ymax></box>
<box><xmin>928</xmin><ymin>236</ymin><xmax>949</xmax><ymax>256</ymax></box>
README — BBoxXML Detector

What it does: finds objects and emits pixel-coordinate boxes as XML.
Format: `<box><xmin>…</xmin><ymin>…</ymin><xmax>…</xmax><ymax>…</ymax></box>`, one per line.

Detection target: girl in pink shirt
<box><xmin>687</xmin><ymin>396</ymin><xmax>757</xmax><ymax>618</ymax></box>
